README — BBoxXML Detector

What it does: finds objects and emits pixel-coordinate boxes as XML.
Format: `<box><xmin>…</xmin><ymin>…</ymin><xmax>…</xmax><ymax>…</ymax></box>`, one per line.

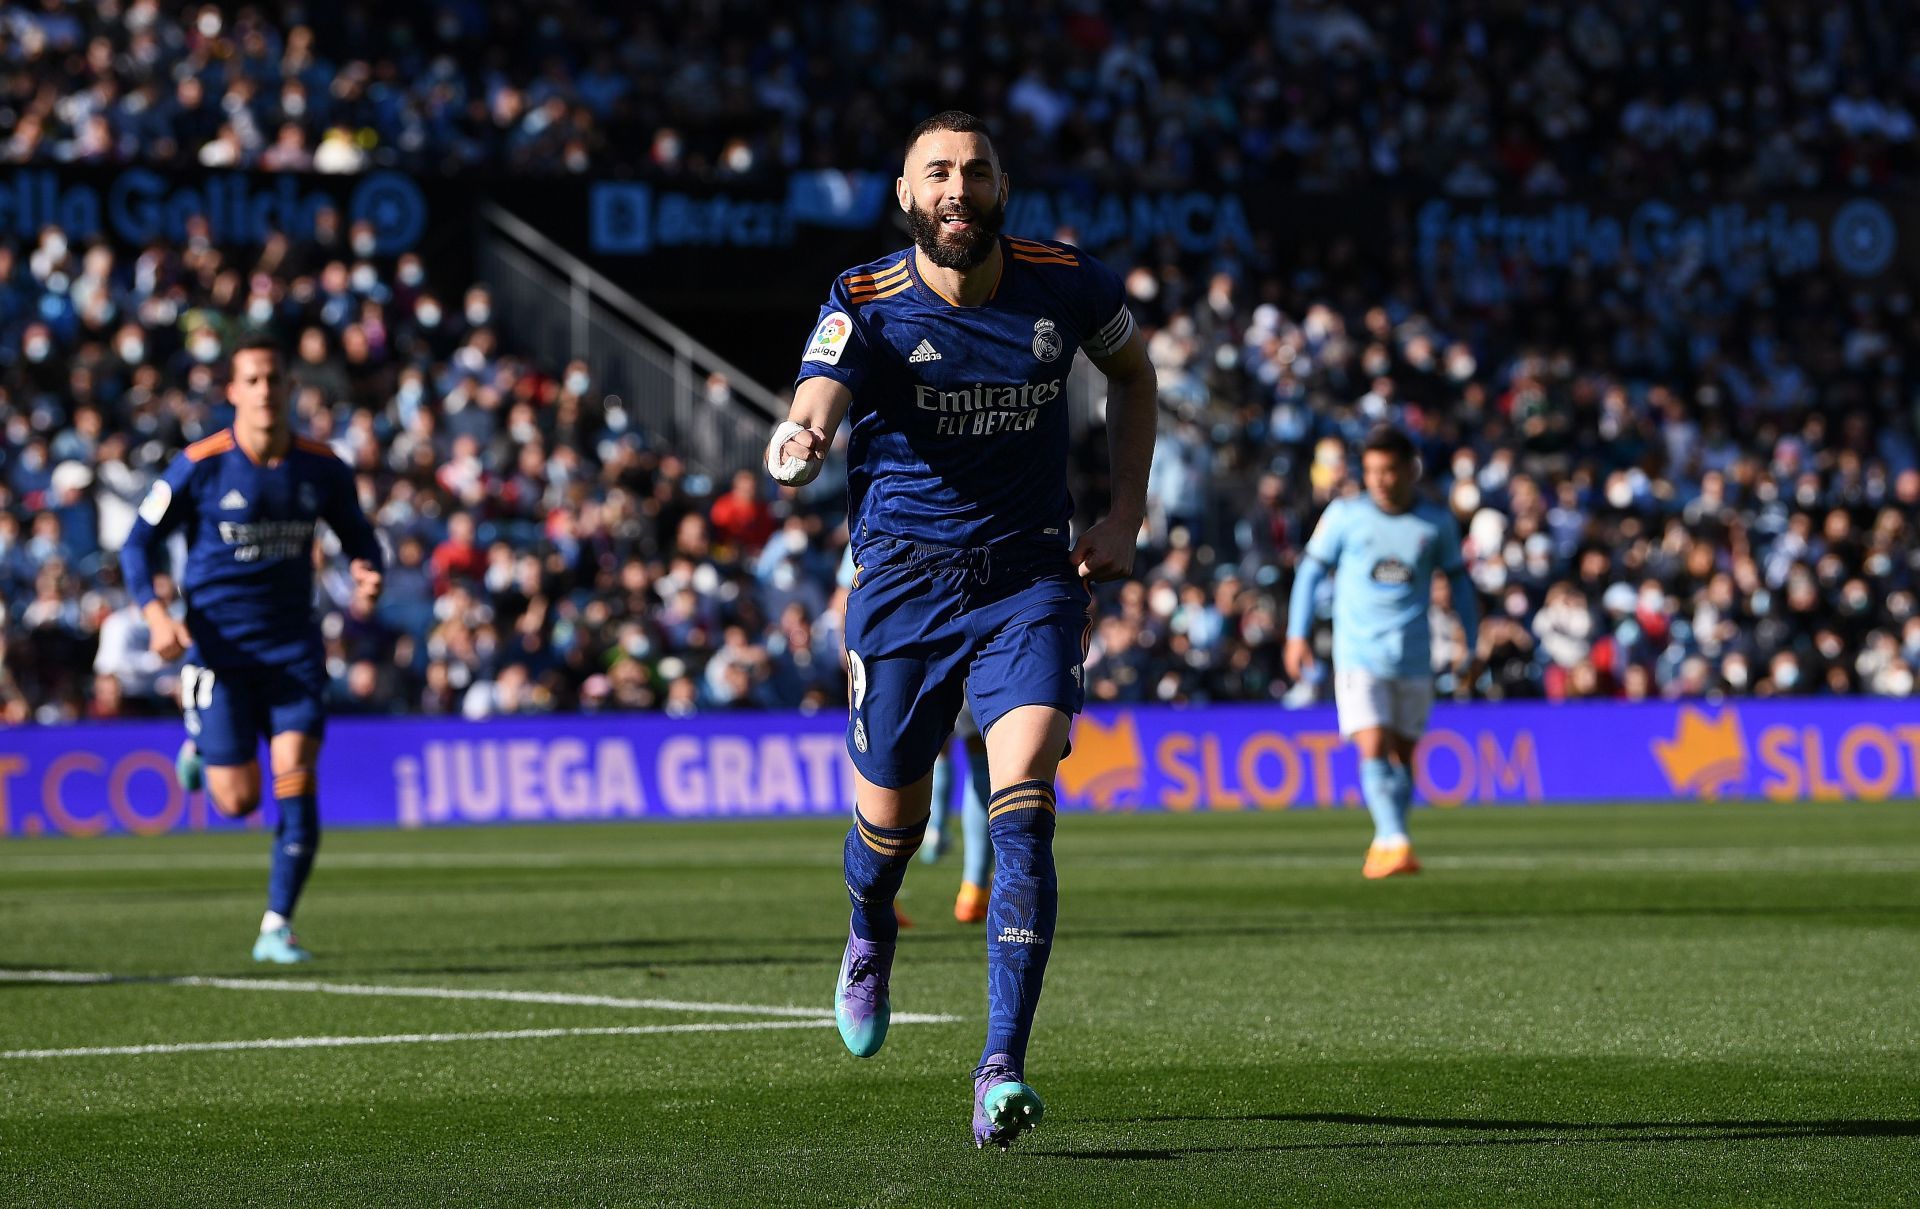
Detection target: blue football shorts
<box><xmin>843</xmin><ymin>534</ymin><xmax>1092</xmax><ymax>788</ymax></box>
<box><xmin>180</xmin><ymin>655</ymin><xmax>329</xmax><ymax>767</ymax></box>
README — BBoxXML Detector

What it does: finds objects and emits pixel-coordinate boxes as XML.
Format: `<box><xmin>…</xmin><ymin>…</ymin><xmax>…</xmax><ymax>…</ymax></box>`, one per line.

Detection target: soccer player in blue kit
<box><xmin>121</xmin><ymin>336</ymin><xmax>383</xmax><ymax>963</ymax></box>
<box><xmin>1285</xmin><ymin>425</ymin><xmax>1477</xmax><ymax>879</ymax></box>
<box><xmin>767</xmin><ymin>112</ymin><xmax>1157</xmax><ymax>1148</ymax></box>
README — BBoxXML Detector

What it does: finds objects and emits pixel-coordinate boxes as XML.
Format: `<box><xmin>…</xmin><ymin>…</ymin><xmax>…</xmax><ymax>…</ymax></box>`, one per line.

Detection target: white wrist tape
<box><xmin>766</xmin><ymin>420</ymin><xmax>820</xmax><ymax>485</ymax></box>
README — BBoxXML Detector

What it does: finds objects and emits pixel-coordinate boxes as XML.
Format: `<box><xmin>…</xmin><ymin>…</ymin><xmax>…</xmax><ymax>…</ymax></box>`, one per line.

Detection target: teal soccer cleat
<box><xmin>972</xmin><ymin>1054</ymin><xmax>1045</xmax><ymax>1149</ymax></box>
<box><xmin>252</xmin><ymin>926</ymin><xmax>313</xmax><ymax>964</ymax></box>
<box><xmin>833</xmin><ymin>932</ymin><xmax>894</xmax><ymax>1057</ymax></box>
<box><xmin>175</xmin><ymin>739</ymin><xmax>203</xmax><ymax>793</ymax></box>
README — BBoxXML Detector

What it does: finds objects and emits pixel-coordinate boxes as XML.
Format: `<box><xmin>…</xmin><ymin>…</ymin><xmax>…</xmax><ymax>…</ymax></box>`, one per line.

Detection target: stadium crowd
<box><xmin>4</xmin><ymin>205</ymin><xmax>1918</xmax><ymax>724</ymax></box>
<box><xmin>4</xmin><ymin>1</ymin><xmax>1920</xmax><ymax>723</ymax></box>
<box><xmin>2</xmin><ymin>0</ymin><xmax>1915</xmax><ymax>191</ymax></box>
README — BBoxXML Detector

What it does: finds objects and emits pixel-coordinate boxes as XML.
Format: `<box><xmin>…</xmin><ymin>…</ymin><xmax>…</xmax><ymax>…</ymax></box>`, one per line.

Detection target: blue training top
<box><xmin>794</xmin><ymin>236</ymin><xmax>1134</xmax><ymax>550</ymax></box>
<box><xmin>120</xmin><ymin>428</ymin><xmax>383</xmax><ymax>669</ymax></box>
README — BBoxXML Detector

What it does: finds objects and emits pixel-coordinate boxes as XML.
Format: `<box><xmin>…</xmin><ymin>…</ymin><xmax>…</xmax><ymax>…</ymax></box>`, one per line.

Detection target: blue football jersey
<box><xmin>794</xmin><ymin>236</ymin><xmax>1135</xmax><ymax>548</ymax></box>
<box><xmin>1298</xmin><ymin>496</ymin><xmax>1466</xmax><ymax>678</ymax></box>
<box><xmin>120</xmin><ymin>429</ymin><xmax>382</xmax><ymax>669</ymax></box>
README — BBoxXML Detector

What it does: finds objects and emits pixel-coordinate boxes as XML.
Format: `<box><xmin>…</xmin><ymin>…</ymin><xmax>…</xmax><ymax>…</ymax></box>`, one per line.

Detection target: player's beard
<box><xmin>907</xmin><ymin>194</ymin><xmax>1005</xmax><ymax>270</ymax></box>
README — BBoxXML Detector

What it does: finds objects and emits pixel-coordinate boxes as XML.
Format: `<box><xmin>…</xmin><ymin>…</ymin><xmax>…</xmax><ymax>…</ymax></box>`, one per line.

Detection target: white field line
<box><xmin>0</xmin><ymin>970</ymin><xmax>959</xmax><ymax>1025</ymax></box>
<box><xmin>1</xmin><ymin>1020</ymin><xmax>838</xmax><ymax>1061</ymax></box>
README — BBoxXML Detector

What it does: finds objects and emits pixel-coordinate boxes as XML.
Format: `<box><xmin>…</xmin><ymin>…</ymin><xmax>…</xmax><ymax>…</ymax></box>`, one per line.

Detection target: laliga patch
<box><xmin>803</xmin><ymin>311</ymin><xmax>852</xmax><ymax>365</ymax></box>
<box><xmin>138</xmin><ymin>480</ymin><xmax>173</xmax><ymax>525</ymax></box>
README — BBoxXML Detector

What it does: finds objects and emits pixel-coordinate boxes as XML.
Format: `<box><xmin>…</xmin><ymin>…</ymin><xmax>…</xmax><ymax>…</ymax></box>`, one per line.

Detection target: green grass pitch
<box><xmin>3</xmin><ymin>802</ymin><xmax>1917</xmax><ymax>1207</ymax></box>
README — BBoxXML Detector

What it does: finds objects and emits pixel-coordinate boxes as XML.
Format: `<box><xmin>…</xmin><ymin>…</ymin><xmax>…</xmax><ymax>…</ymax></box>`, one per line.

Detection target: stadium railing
<box><xmin>474</xmin><ymin>202</ymin><xmax>783</xmax><ymax>476</ymax></box>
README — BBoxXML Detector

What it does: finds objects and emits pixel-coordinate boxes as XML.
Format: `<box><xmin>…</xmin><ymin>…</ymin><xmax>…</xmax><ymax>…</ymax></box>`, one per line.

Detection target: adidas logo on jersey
<box><xmin>219</xmin><ymin>489</ymin><xmax>248</xmax><ymax>511</ymax></box>
<box><xmin>907</xmin><ymin>339</ymin><xmax>942</xmax><ymax>363</ymax></box>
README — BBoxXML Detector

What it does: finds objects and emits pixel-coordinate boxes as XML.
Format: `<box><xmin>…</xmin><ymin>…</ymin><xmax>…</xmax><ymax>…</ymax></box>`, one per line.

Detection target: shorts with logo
<box><xmin>181</xmin><ymin>654</ymin><xmax>329</xmax><ymax>766</ymax></box>
<box><xmin>1334</xmin><ymin>668</ymin><xmax>1435</xmax><ymax>740</ymax></box>
<box><xmin>844</xmin><ymin>535</ymin><xmax>1091</xmax><ymax>788</ymax></box>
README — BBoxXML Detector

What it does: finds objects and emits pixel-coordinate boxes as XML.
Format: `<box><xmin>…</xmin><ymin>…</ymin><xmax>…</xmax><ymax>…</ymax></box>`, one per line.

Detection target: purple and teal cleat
<box><xmin>972</xmin><ymin>1053</ymin><xmax>1044</xmax><ymax>1149</ymax></box>
<box><xmin>833</xmin><ymin>932</ymin><xmax>894</xmax><ymax>1057</ymax></box>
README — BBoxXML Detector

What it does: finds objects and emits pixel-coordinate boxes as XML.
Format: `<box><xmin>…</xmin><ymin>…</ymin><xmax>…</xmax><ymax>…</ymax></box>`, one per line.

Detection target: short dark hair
<box><xmin>230</xmin><ymin>333</ymin><xmax>282</xmax><ymax>368</ymax></box>
<box><xmin>1362</xmin><ymin>423</ymin><xmax>1416</xmax><ymax>463</ymax></box>
<box><xmin>904</xmin><ymin>110</ymin><xmax>996</xmax><ymax>162</ymax></box>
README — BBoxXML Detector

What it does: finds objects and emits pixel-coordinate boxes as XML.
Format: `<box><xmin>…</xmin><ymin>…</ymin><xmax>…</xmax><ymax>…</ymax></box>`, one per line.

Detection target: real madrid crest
<box><xmin>1032</xmin><ymin>317</ymin><xmax>1062</xmax><ymax>363</ymax></box>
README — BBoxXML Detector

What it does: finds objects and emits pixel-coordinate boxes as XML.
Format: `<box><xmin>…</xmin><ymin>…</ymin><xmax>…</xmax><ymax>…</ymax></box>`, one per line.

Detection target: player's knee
<box><xmin>211</xmin><ymin>786</ymin><xmax>261</xmax><ymax>818</ymax></box>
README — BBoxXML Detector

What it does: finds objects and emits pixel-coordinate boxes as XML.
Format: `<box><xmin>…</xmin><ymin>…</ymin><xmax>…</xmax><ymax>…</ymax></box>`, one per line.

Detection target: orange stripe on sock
<box><xmin>857</xmin><ymin>820</ymin><xmax>920</xmax><ymax>856</ymax></box>
<box><xmin>987</xmin><ymin>789</ymin><xmax>1056</xmax><ymax>819</ymax></box>
<box><xmin>273</xmin><ymin>772</ymin><xmax>315</xmax><ymax>797</ymax></box>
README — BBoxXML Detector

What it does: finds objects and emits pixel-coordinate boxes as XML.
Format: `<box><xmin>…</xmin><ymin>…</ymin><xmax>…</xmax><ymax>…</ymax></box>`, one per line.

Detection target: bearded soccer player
<box><xmin>121</xmin><ymin>335</ymin><xmax>383</xmax><ymax>962</ymax></box>
<box><xmin>768</xmin><ymin>111</ymin><xmax>1157</xmax><ymax>1149</ymax></box>
<box><xmin>1285</xmin><ymin>424</ymin><xmax>1477</xmax><ymax>878</ymax></box>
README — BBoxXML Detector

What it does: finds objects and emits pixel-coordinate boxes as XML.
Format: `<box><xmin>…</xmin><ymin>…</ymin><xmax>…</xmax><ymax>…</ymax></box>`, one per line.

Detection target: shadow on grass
<box><xmin>1058</xmin><ymin>1112</ymin><xmax>1920</xmax><ymax>1161</ymax></box>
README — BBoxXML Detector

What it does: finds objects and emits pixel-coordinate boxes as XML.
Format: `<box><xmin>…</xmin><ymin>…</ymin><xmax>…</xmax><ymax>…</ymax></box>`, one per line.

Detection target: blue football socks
<box><xmin>1360</xmin><ymin>757</ymin><xmax>1404</xmax><ymax>844</ymax></box>
<box><xmin>843</xmin><ymin>807</ymin><xmax>927</xmax><ymax>943</ymax></box>
<box><xmin>981</xmin><ymin>779</ymin><xmax>1058</xmax><ymax>1069</ymax></box>
<box><xmin>267</xmin><ymin>768</ymin><xmax>321</xmax><ymax>919</ymax></box>
<box><xmin>961</xmin><ymin>746</ymin><xmax>995</xmax><ymax>891</ymax></box>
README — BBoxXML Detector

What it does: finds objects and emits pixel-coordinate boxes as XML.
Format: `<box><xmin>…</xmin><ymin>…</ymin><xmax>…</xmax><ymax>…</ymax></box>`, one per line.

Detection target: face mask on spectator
<box><xmin>466</xmin><ymin>300</ymin><xmax>491</xmax><ymax>326</ymax></box>
<box><xmin>1775</xmin><ymin>664</ymin><xmax>1800</xmax><ymax>689</ymax></box>
<box><xmin>41</xmin><ymin>233</ymin><xmax>68</xmax><ymax>261</ymax></box>
<box><xmin>24</xmin><ymin>336</ymin><xmax>51</xmax><ymax>362</ymax></box>
<box><xmin>352</xmin><ymin>232</ymin><xmax>378</xmax><ymax>258</ymax></box>
<box><xmin>566</xmin><ymin>371</ymin><xmax>591</xmax><ymax>395</ymax></box>
<box><xmin>351</xmin><ymin>264</ymin><xmax>378</xmax><ymax>293</ymax></box>
<box><xmin>117</xmin><ymin>336</ymin><xmax>145</xmax><ymax>363</ymax></box>
<box><xmin>247</xmin><ymin>297</ymin><xmax>274</xmax><ymax>324</ymax></box>
<box><xmin>399</xmin><ymin>262</ymin><xmax>425</xmax><ymax>287</ymax></box>
<box><xmin>417</xmin><ymin>302</ymin><xmax>442</xmax><ymax>328</ymax></box>
<box><xmin>189</xmin><ymin>332</ymin><xmax>221</xmax><ymax>362</ymax></box>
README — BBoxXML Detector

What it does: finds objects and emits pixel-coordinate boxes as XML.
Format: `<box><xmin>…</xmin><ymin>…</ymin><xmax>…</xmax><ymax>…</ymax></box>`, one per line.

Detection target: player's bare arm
<box><xmin>767</xmin><ymin>376</ymin><xmax>851</xmax><ymax>487</ymax></box>
<box><xmin>1073</xmin><ymin>330</ymin><xmax>1156</xmax><ymax>581</ymax></box>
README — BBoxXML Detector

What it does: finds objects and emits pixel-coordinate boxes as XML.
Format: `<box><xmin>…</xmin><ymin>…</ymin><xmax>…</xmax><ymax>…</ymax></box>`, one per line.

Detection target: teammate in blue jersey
<box><xmin>1285</xmin><ymin>425</ymin><xmax>1477</xmax><ymax>878</ymax></box>
<box><xmin>768</xmin><ymin>111</ymin><xmax>1157</xmax><ymax>1149</ymax></box>
<box><xmin>121</xmin><ymin>335</ymin><xmax>383</xmax><ymax>962</ymax></box>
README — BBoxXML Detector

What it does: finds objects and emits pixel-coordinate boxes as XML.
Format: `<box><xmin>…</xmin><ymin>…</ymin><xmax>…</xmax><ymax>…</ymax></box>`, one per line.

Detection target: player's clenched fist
<box><xmin>766</xmin><ymin>420</ymin><xmax>829</xmax><ymax>486</ymax></box>
<box><xmin>1070</xmin><ymin>515</ymin><xmax>1139</xmax><ymax>582</ymax></box>
<box><xmin>144</xmin><ymin>600</ymin><xmax>192</xmax><ymax>661</ymax></box>
<box><xmin>350</xmin><ymin>558</ymin><xmax>384</xmax><ymax>610</ymax></box>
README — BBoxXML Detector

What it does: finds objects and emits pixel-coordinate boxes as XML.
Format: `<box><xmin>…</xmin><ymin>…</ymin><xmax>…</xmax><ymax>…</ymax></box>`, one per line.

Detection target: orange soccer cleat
<box><xmin>1362</xmin><ymin>839</ymin><xmax>1421</xmax><ymax>879</ymax></box>
<box><xmin>953</xmin><ymin>881</ymin><xmax>989</xmax><ymax>923</ymax></box>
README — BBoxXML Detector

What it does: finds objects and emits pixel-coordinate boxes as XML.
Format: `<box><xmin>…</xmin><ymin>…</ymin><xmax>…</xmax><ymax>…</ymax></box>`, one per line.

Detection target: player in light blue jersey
<box><xmin>768</xmin><ymin>111</ymin><xmax>1157</xmax><ymax>1149</ymax></box>
<box><xmin>1286</xmin><ymin>425</ymin><xmax>1477</xmax><ymax>878</ymax></box>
